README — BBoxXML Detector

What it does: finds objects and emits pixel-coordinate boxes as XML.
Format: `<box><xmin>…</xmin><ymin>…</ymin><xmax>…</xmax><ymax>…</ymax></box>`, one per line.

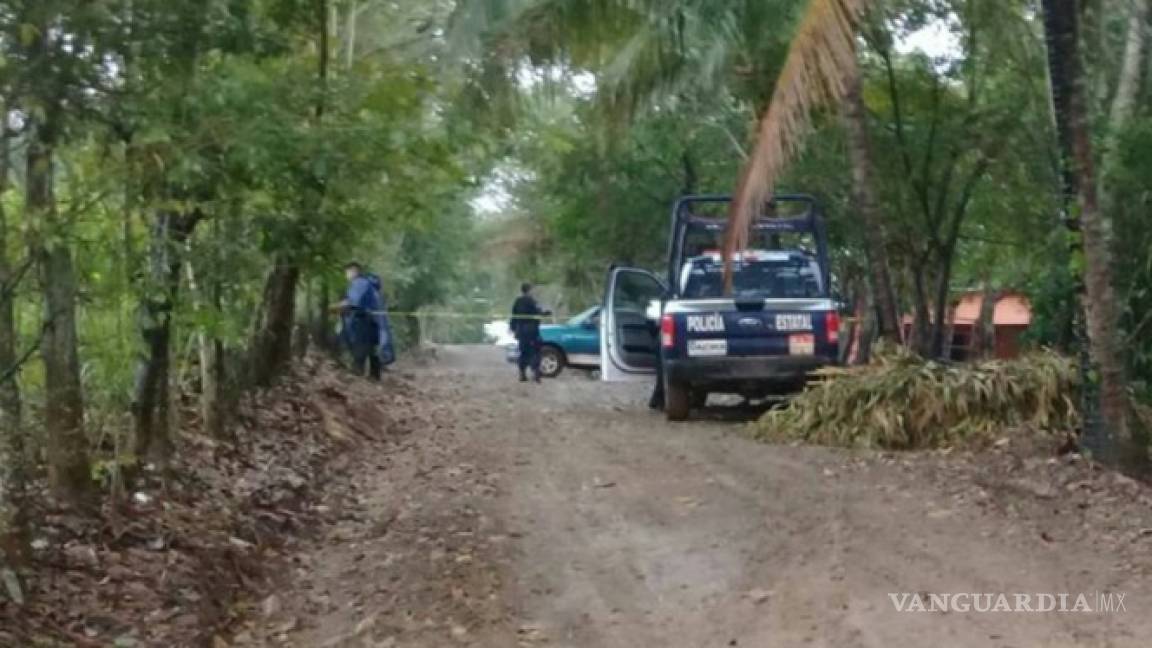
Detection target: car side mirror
<box><xmin>585</xmin><ymin>318</ymin><xmax>599</xmax><ymax>329</ymax></box>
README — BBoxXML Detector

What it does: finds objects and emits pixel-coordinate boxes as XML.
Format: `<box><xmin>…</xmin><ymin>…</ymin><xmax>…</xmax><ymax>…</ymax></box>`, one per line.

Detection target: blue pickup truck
<box><xmin>600</xmin><ymin>194</ymin><xmax>840</xmax><ymax>420</ymax></box>
<box><xmin>504</xmin><ymin>306</ymin><xmax>602</xmax><ymax>378</ymax></box>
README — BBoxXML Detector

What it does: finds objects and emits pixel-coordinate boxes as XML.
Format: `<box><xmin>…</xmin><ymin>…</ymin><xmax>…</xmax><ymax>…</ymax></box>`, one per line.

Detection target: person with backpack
<box><xmin>334</xmin><ymin>262</ymin><xmax>394</xmax><ymax>379</ymax></box>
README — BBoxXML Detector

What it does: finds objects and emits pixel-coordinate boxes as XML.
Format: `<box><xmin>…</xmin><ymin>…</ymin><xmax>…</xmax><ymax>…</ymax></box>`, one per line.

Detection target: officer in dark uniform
<box><xmin>510</xmin><ymin>283</ymin><xmax>551</xmax><ymax>382</ymax></box>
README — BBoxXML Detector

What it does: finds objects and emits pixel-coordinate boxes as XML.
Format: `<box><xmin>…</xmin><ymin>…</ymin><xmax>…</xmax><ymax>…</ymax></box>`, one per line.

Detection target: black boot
<box><xmin>648</xmin><ymin>383</ymin><xmax>665</xmax><ymax>410</ymax></box>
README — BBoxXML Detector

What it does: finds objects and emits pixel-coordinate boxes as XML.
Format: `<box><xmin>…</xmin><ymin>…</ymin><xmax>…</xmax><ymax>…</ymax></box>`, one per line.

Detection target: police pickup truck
<box><xmin>599</xmin><ymin>194</ymin><xmax>839</xmax><ymax>421</ymax></box>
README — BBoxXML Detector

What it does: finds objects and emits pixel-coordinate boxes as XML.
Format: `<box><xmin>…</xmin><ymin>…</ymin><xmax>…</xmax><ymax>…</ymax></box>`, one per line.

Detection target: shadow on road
<box><xmin>693</xmin><ymin>396</ymin><xmax>790</xmax><ymax>423</ymax></box>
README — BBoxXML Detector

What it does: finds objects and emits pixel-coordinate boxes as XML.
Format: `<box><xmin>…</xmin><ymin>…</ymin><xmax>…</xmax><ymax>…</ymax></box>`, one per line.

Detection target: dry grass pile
<box><xmin>754</xmin><ymin>346</ymin><xmax>1078</xmax><ymax>449</ymax></box>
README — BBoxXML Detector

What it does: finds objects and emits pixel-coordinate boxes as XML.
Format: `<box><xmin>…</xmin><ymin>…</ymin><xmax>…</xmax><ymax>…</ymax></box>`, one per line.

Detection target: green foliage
<box><xmin>755</xmin><ymin>346</ymin><xmax>1079</xmax><ymax>449</ymax></box>
<box><xmin>1111</xmin><ymin>117</ymin><xmax>1152</xmax><ymax>389</ymax></box>
<box><xmin>0</xmin><ymin>0</ymin><xmax>495</xmax><ymax>486</ymax></box>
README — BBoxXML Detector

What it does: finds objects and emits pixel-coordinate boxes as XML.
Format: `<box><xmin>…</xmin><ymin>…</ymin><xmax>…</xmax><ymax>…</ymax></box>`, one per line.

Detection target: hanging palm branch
<box><xmin>723</xmin><ymin>0</ymin><xmax>872</xmax><ymax>284</ymax></box>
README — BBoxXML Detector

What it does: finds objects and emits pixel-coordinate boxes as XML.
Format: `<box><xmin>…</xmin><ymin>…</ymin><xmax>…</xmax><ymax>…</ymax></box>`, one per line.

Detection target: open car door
<box><xmin>600</xmin><ymin>267</ymin><xmax>667</xmax><ymax>382</ymax></box>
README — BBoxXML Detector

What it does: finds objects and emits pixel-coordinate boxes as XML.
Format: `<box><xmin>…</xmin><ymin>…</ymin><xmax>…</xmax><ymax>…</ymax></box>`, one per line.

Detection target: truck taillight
<box><xmin>826</xmin><ymin>311</ymin><xmax>840</xmax><ymax>344</ymax></box>
<box><xmin>661</xmin><ymin>314</ymin><xmax>675</xmax><ymax>348</ymax></box>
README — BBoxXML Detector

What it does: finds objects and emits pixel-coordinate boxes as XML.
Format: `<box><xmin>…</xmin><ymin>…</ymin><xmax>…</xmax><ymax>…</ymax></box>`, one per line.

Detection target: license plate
<box><xmin>688</xmin><ymin>339</ymin><xmax>728</xmax><ymax>357</ymax></box>
<box><xmin>775</xmin><ymin>313</ymin><xmax>813</xmax><ymax>331</ymax></box>
<box><xmin>789</xmin><ymin>334</ymin><xmax>815</xmax><ymax>356</ymax></box>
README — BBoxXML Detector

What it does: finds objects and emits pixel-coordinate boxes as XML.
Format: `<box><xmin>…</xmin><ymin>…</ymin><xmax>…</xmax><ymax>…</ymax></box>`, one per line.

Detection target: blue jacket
<box><xmin>342</xmin><ymin>275</ymin><xmax>383</xmax><ymax>346</ymax></box>
<box><xmin>342</xmin><ymin>274</ymin><xmax>397</xmax><ymax>365</ymax></box>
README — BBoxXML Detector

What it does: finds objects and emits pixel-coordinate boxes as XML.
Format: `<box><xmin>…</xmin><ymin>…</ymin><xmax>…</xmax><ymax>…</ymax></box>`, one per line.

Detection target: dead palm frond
<box><xmin>723</xmin><ymin>0</ymin><xmax>871</xmax><ymax>275</ymax></box>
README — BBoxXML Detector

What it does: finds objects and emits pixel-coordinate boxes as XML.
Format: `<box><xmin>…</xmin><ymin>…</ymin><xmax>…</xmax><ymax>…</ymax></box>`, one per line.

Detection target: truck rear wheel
<box><xmin>665</xmin><ymin>379</ymin><xmax>691</xmax><ymax>421</ymax></box>
<box><xmin>691</xmin><ymin>391</ymin><xmax>708</xmax><ymax>408</ymax></box>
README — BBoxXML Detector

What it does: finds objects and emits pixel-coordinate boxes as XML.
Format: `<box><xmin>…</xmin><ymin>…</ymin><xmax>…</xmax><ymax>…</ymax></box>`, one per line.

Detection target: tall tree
<box><xmin>0</xmin><ymin>102</ymin><xmax>27</xmax><ymax>578</ymax></box>
<box><xmin>1040</xmin><ymin>0</ymin><xmax>1139</xmax><ymax>467</ymax></box>
<box><xmin>842</xmin><ymin>57</ymin><xmax>900</xmax><ymax>342</ymax></box>
<box><xmin>20</xmin><ymin>3</ymin><xmax>92</xmax><ymax>501</ymax></box>
<box><xmin>126</xmin><ymin>0</ymin><xmax>216</xmax><ymax>463</ymax></box>
<box><xmin>1100</xmin><ymin>0</ymin><xmax>1149</xmax><ymax>215</ymax></box>
<box><xmin>249</xmin><ymin>0</ymin><xmax>330</xmax><ymax>386</ymax></box>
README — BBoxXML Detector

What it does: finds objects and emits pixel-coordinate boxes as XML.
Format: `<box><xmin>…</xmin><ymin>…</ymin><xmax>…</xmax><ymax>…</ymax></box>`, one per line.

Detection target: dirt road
<box><xmin>244</xmin><ymin>345</ymin><xmax>1152</xmax><ymax>648</ymax></box>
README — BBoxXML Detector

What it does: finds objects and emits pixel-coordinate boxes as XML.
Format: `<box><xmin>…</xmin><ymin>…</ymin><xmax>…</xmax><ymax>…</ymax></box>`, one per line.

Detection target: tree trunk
<box><xmin>314</xmin><ymin>280</ymin><xmax>333</xmax><ymax>351</ymax></box>
<box><xmin>131</xmin><ymin>211</ymin><xmax>198</xmax><ymax>463</ymax></box>
<box><xmin>1041</xmin><ymin>0</ymin><xmax>1142</xmax><ymax>467</ymax></box>
<box><xmin>345</xmin><ymin>0</ymin><xmax>358</xmax><ymax>68</ymax></box>
<box><xmin>929</xmin><ymin>263</ymin><xmax>954</xmax><ymax>359</ymax></box>
<box><xmin>26</xmin><ymin>117</ymin><xmax>90</xmax><ymax>502</ymax></box>
<box><xmin>0</xmin><ymin>107</ymin><xmax>27</xmax><ymax>573</ymax></box>
<box><xmin>0</xmin><ymin>115</ymin><xmax>21</xmax><ymax>434</ymax></box>
<box><xmin>973</xmin><ymin>283</ymin><xmax>1000</xmax><ymax>360</ymax></box>
<box><xmin>909</xmin><ymin>267</ymin><xmax>933</xmax><ymax>356</ymax></box>
<box><xmin>841</xmin><ymin>279</ymin><xmax>866</xmax><ymax>364</ymax></box>
<box><xmin>200</xmin><ymin>334</ymin><xmax>224</xmax><ymax>438</ymax></box>
<box><xmin>1100</xmin><ymin>0</ymin><xmax>1149</xmax><ymax>217</ymax></box>
<box><xmin>1107</xmin><ymin>0</ymin><xmax>1147</xmax><ymax>132</ymax></box>
<box><xmin>184</xmin><ymin>255</ymin><xmax>225</xmax><ymax>439</ymax></box>
<box><xmin>249</xmin><ymin>260</ymin><xmax>300</xmax><ymax>387</ymax></box>
<box><xmin>843</xmin><ymin>58</ymin><xmax>901</xmax><ymax>343</ymax></box>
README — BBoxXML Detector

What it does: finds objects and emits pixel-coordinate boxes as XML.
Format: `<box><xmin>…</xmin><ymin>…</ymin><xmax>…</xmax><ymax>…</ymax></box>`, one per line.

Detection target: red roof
<box><xmin>953</xmin><ymin>292</ymin><xmax>1031</xmax><ymax>326</ymax></box>
<box><xmin>901</xmin><ymin>292</ymin><xmax>1032</xmax><ymax>327</ymax></box>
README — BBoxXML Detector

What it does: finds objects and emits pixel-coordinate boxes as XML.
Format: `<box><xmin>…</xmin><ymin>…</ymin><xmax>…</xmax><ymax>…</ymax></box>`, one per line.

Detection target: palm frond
<box><xmin>723</xmin><ymin>0</ymin><xmax>871</xmax><ymax>270</ymax></box>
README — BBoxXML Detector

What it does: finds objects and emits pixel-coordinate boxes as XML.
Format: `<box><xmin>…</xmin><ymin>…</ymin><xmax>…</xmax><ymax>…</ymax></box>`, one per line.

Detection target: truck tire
<box><xmin>665</xmin><ymin>379</ymin><xmax>691</xmax><ymax>421</ymax></box>
<box><xmin>691</xmin><ymin>390</ymin><xmax>708</xmax><ymax>408</ymax></box>
<box><xmin>539</xmin><ymin>345</ymin><xmax>565</xmax><ymax>378</ymax></box>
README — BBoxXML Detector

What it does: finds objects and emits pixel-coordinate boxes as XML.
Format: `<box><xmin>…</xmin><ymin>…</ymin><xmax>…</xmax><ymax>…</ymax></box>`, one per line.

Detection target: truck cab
<box><xmin>599</xmin><ymin>194</ymin><xmax>839</xmax><ymax>420</ymax></box>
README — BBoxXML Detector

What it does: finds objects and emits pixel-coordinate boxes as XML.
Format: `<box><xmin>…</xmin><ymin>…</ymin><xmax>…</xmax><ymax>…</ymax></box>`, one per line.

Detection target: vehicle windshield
<box><xmin>567</xmin><ymin>306</ymin><xmax>600</xmax><ymax>327</ymax></box>
<box><xmin>681</xmin><ymin>256</ymin><xmax>824</xmax><ymax>299</ymax></box>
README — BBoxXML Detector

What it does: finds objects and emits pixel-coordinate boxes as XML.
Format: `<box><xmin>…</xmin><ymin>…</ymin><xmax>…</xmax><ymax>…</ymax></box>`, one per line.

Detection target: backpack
<box><xmin>364</xmin><ymin>273</ymin><xmax>396</xmax><ymax>366</ymax></box>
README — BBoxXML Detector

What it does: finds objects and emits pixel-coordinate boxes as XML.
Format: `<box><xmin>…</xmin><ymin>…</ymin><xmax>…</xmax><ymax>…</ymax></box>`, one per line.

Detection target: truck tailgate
<box><xmin>669</xmin><ymin>298</ymin><xmax>837</xmax><ymax>359</ymax></box>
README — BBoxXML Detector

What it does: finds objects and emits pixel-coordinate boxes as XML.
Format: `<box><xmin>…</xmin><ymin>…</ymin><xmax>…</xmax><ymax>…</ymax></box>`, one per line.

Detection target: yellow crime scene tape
<box><xmin>363</xmin><ymin>310</ymin><xmax>860</xmax><ymax>323</ymax></box>
<box><xmin>365</xmin><ymin>311</ymin><xmax>551</xmax><ymax>320</ymax></box>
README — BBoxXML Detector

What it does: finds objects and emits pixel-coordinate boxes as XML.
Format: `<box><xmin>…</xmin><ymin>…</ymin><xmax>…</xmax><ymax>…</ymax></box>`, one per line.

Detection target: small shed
<box><xmin>948</xmin><ymin>291</ymin><xmax>1032</xmax><ymax>360</ymax></box>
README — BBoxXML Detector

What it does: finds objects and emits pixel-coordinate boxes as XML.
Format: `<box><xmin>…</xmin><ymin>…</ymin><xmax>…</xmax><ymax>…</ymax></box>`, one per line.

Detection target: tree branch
<box><xmin>0</xmin><ymin>325</ymin><xmax>46</xmax><ymax>386</ymax></box>
<box><xmin>0</xmin><ymin>257</ymin><xmax>34</xmax><ymax>304</ymax></box>
<box><xmin>881</xmin><ymin>47</ymin><xmax>934</xmax><ymax>228</ymax></box>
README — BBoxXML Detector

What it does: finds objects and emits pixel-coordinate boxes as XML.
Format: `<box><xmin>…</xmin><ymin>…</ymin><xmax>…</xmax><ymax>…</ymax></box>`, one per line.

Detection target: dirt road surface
<box><xmin>240</xmin><ymin>345</ymin><xmax>1152</xmax><ymax>648</ymax></box>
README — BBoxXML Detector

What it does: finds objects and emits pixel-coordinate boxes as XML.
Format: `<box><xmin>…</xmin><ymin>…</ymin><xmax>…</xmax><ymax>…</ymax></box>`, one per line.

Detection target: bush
<box><xmin>753</xmin><ymin>346</ymin><xmax>1079</xmax><ymax>449</ymax></box>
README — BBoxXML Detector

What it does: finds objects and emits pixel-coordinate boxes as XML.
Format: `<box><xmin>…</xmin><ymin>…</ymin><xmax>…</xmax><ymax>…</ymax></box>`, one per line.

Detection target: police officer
<box><xmin>510</xmin><ymin>283</ymin><xmax>551</xmax><ymax>382</ymax></box>
<box><xmin>334</xmin><ymin>262</ymin><xmax>383</xmax><ymax>379</ymax></box>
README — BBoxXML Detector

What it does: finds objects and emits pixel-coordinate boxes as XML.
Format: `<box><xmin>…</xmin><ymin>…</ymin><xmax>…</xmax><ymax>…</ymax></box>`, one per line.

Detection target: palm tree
<box><xmin>729</xmin><ymin>0</ymin><xmax>1140</xmax><ymax>466</ymax></box>
<box><xmin>455</xmin><ymin>0</ymin><xmax>901</xmax><ymax>342</ymax></box>
<box><xmin>724</xmin><ymin>0</ymin><xmax>867</xmax><ymax>247</ymax></box>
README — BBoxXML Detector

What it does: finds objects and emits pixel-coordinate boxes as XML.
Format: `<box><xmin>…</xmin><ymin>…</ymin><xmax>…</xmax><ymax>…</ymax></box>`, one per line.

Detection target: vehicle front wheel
<box><xmin>665</xmin><ymin>379</ymin><xmax>691</xmax><ymax>421</ymax></box>
<box><xmin>538</xmin><ymin>345</ymin><xmax>565</xmax><ymax>378</ymax></box>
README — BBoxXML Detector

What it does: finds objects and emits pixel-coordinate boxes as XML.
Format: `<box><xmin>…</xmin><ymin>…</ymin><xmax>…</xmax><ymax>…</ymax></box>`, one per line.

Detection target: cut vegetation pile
<box><xmin>754</xmin><ymin>347</ymin><xmax>1078</xmax><ymax>449</ymax></box>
